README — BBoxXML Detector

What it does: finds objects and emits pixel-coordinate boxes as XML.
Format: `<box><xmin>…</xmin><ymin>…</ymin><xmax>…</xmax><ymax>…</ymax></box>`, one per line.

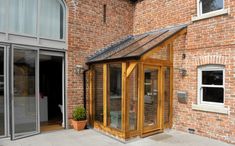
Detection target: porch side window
<box><xmin>94</xmin><ymin>65</ymin><xmax>104</xmax><ymax>123</ymax></box>
<box><xmin>108</xmin><ymin>63</ymin><xmax>122</xmax><ymax>130</ymax></box>
<box><xmin>199</xmin><ymin>0</ymin><xmax>224</xmax><ymax>15</ymax></box>
<box><xmin>198</xmin><ymin>65</ymin><xmax>225</xmax><ymax>105</ymax></box>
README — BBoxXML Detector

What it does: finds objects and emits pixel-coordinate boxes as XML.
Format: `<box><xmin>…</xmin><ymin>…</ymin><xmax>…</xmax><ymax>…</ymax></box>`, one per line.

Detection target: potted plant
<box><xmin>71</xmin><ymin>106</ymin><xmax>87</xmax><ymax>131</ymax></box>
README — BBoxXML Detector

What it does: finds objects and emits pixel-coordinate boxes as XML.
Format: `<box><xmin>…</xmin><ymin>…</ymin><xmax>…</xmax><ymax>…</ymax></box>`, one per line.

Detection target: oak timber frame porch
<box><xmin>87</xmin><ymin>25</ymin><xmax>187</xmax><ymax>140</ymax></box>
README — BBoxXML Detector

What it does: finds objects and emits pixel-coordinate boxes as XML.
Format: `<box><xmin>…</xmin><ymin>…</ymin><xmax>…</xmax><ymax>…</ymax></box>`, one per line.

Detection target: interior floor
<box><xmin>39</xmin><ymin>55</ymin><xmax>63</xmax><ymax>132</ymax></box>
<box><xmin>40</xmin><ymin>120</ymin><xmax>63</xmax><ymax>132</ymax></box>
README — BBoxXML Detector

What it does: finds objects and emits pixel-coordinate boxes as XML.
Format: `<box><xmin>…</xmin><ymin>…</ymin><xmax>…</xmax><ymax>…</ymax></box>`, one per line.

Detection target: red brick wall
<box><xmin>65</xmin><ymin>0</ymin><xmax>235</xmax><ymax>143</ymax></box>
<box><xmin>65</xmin><ymin>0</ymin><xmax>134</xmax><ymax>118</ymax></box>
<box><xmin>133</xmin><ymin>0</ymin><xmax>235</xmax><ymax>143</ymax></box>
<box><xmin>133</xmin><ymin>0</ymin><xmax>194</xmax><ymax>34</ymax></box>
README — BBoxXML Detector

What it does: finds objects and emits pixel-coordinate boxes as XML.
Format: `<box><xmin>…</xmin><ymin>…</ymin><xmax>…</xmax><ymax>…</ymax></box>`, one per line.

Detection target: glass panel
<box><xmin>144</xmin><ymin>68</ymin><xmax>158</xmax><ymax>127</ymax></box>
<box><xmin>164</xmin><ymin>67</ymin><xmax>170</xmax><ymax>125</ymax></box>
<box><xmin>202</xmin><ymin>70</ymin><xmax>223</xmax><ymax>85</ymax></box>
<box><xmin>108</xmin><ymin>64</ymin><xmax>122</xmax><ymax>129</ymax></box>
<box><xmin>202</xmin><ymin>0</ymin><xmax>223</xmax><ymax>14</ymax></box>
<box><xmin>94</xmin><ymin>65</ymin><xmax>103</xmax><ymax>123</ymax></box>
<box><xmin>0</xmin><ymin>0</ymin><xmax>6</xmax><ymax>32</ymax></box>
<box><xmin>148</xmin><ymin>44</ymin><xmax>170</xmax><ymax>61</ymax></box>
<box><xmin>9</xmin><ymin>0</ymin><xmax>37</xmax><ymax>35</ymax></box>
<box><xmin>128</xmin><ymin>66</ymin><xmax>138</xmax><ymax>131</ymax></box>
<box><xmin>202</xmin><ymin>87</ymin><xmax>224</xmax><ymax>103</ymax></box>
<box><xmin>40</xmin><ymin>0</ymin><xmax>64</xmax><ymax>39</ymax></box>
<box><xmin>0</xmin><ymin>47</ymin><xmax>5</xmax><ymax>136</ymax></box>
<box><xmin>108</xmin><ymin>33</ymin><xmax>161</xmax><ymax>60</ymax></box>
<box><xmin>93</xmin><ymin>35</ymin><xmax>145</xmax><ymax>62</ymax></box>
<box><xmin>13</xmin><ymin>49</ymin><xmax>37</xmax><ymax>136</ymax></box>
<box><xmin>126</xmin><ymin>29</ymin><xmax>178</xmax><ymax>57</ymax></box>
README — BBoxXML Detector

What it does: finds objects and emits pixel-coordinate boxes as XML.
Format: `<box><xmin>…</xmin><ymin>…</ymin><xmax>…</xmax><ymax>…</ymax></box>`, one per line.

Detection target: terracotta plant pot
<box><xmin>71</xmin><ymin>119</ymin><xmax>87</xmax><ymax>131</ymax></box>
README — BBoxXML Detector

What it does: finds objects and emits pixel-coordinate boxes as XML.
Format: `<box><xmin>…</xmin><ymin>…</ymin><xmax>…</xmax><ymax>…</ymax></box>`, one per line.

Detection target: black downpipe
<box><xmin>83</xmin><ymin>68</ymin><xmax>89</xmax><ymax>129</ymax></box>
<box><xmin>83</xmin><ymin>69</ymin><xmax>89</xmax><ymax>110</ymax></box>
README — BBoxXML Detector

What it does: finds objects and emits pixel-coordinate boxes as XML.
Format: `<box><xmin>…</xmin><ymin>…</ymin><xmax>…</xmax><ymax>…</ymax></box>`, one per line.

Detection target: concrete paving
<box><xmin>0</xmin><ymin>129</ymin><xmax>233</xmax><ymax>146</ymax></box>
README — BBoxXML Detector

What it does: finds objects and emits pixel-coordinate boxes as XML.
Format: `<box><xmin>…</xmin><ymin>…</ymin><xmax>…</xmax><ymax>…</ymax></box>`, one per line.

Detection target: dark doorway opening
<box><xmin>39</xmin><ymin>55</ymin><xmax>63</xmax><ymax>132</ymax></box>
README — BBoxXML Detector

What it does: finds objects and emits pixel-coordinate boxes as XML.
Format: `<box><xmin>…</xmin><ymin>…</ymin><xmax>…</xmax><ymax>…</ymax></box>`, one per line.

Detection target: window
<box><xmin>199</xmin><ymin>0</ymin><xmax>224</xmax><ymax>15</ymax></box>
<box><xmin>198</xmin><ymin>65</ymin><xmax>225</xmax><ymax>105</ymax></box>
<box><xmin>128</xmin><ymin>66</ymin><xmax>138</xmax><ymax>131</ymax></box>
<box><xmin>9</xmin><ymin>0</ymin><xmax>37</xmax><ymax>35</ymax></box>
<box><xmin>0</xmin><ymin>0</ymin><xmax>66</xmax><ymax>39</ymax></box>
<box><xmin>0</xmin><ymin>0</ymin><xmax>6</xmax><ymax>32</ymax></box>
<box><xmin>109</xmin><ymin>64</ymin><xmax>122</xmax><ymax>99</ymax></box>
<box><xmin>108</xmin><ymin>63</ymin><xmax>122</xmax><ymax>130</ymax></box>
<box><xmin>94</xmin><ymin>65</ymin><xmax>104</xmax><ymax>123</ymax></box>
<box><xmin>40</xmin><ymin>0</ymin><xmax>65</xmax><ymax>39</ymax></box>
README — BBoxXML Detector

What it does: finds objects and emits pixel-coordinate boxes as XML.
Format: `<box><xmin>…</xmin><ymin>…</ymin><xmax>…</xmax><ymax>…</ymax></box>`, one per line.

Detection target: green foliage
<box><xmin>72</xmin><ymin>106</ymin><xmax>86</xmax><ymax>121</ymax></box>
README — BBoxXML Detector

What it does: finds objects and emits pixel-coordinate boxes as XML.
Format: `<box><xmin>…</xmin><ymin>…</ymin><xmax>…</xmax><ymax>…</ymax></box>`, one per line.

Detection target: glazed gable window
<box><xmin>0</xmin><ymin>0</ymin><xmax>66</xmax><ymax>40</ymax></box>
<box><xmin>198</xmin><ymin>65</ymin><xmax>225</xmax><ymax>105</ymax></box>
<box><xmin>199</xmin><ymin>0</ymin><xmax>224</xmax><ymax>15</ymax></box>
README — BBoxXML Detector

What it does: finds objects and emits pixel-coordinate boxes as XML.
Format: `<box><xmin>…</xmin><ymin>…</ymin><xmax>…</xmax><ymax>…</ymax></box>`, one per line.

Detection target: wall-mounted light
<box><xmin>75</xmin><ymin>65</ymin><xmax>85</xmax><ymax>74</ymax></box>
<box><xmin>175</xmin><ymin>67</ymin><xmax>187</xmax><ymax>77</ymax></box>
<box><xmin>179</xmin><ymin>68</ymin><xmax>187</xmax><ymax>77</ymax></box>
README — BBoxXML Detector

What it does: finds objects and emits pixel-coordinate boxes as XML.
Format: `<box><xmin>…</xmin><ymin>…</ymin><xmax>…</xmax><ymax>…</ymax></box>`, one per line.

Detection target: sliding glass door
<box><xmin>10</xmin><ymin>46</ymin><xmax>39</xmax><ymax>140</ymax></box>
<box><xmin>0</xmin><ymin>46</ymin><xmax>6</xmax><ymax>137</ymax></box>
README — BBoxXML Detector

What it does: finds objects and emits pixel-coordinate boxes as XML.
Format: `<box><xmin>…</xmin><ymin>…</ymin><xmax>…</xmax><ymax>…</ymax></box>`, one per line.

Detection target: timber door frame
<box><xmin>140</xmin><ymin>64</ymin><xmax>164</xmax><ymax>137</ymax></box>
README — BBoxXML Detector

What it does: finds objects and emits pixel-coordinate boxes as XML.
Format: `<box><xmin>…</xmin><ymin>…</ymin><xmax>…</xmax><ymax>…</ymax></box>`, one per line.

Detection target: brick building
<box><xmin>0</xmin><ymin>0</ymin><xmax>234</xmax><ymax>144</ymax></box>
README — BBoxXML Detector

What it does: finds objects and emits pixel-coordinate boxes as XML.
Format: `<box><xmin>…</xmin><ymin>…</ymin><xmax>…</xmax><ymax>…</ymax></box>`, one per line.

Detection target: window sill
<box><xmin>192</xmin><ymin>9</ymin><xmax>229</xmax><ymax>22</ymax></box>
<box><xmin>192</xmin><ymin>104</ymin><xmax>229</xmax><ymax>115</ymax></box>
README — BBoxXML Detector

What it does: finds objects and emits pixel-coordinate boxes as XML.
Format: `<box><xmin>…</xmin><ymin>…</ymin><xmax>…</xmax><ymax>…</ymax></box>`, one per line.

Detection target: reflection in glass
<box><xmin>128</xmin><ymin>67</ymin><xmax>138</xmax><ymax>131</ymax></box>
<box><xmin>14</xmin><ymin>49</ymin><xmax>37</xmax><ymax>135</ymax></box>
<box><xmin>202</xmin><ymin>71</ymin><xmax>223</xmax><ymax>85</ymax></box>
<box><xmin>203</xmin><ymin>87</ymin><xmax>224</xmax><ymax>103</ymax></box>
<box><xmin>0</xmin><ymin>48</ymin><xmax>4</xmax><ymax>136</ymax></box>
<box><xmin>202</xmin><ymin>0</ymin><xmax>223</xmax><ymax>14</ymax></box>
<box><xmin>108</xmin><ymin>64</ymin><xmax>122</xmax><ymax>129</ymax></box>
<box><xmin>144</xmin><ymin>68</ymin><xmax>158</xmax><ymax>127</ymax></box>
<box><xmin>94</xmin><ymin>65</ymin><xmax>104</xmax><ymax>123</ymax></box>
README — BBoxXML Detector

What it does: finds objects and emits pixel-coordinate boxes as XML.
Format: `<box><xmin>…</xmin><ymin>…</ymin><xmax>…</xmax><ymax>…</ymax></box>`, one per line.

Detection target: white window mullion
<box><xmin>201</xmin><ymin>85</ymin><xmax>224</xmax><ymax>88</ymax></box>
<box><xmin>198</xmin><ymin>0</ymin><xmax>202</xmax><ymax>16</ymax></box>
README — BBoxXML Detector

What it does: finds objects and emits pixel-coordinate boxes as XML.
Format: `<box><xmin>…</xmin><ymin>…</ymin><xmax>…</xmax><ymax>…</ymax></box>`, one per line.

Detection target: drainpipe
<box><xmin>83</xmin><ymin>67</ymin><xmax>90</xmax><ymax>129</ymax></box>
<box><xmin>83</xmin><ymin>68</ymin><xmax>89</xmax><ymax>111</ymax></box>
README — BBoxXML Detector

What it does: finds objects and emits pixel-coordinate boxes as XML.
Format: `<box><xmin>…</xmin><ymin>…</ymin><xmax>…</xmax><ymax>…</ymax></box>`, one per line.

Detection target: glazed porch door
<box><xmin>10</xmin><ymin>46</ymin><xmax>39</xmax><ymax>140</ymax></box>
<box><xmin>143</xmin><ymin>66</ymin><xmax>162</xmax><ymax>134</ymax></box>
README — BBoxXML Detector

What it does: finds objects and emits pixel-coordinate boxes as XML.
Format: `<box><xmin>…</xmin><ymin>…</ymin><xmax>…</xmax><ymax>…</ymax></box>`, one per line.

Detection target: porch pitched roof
<box><xmin>87</xmin><ymin>24</ymin><xmax>187</xmax><ymax>64</ymax></box>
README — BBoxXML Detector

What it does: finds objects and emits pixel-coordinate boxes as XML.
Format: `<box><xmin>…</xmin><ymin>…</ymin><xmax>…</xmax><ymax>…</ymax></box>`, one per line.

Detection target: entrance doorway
<box><xmin>0</xmin><ymin>46</ymin><xmax>66</xmax><ymax>140</ymax></box>
<box><xmin>39</xmin><ymin>53</ymin><xmax>64</xmax><ymax>132</ymax></box>
<box><xmin>143</xmin><ymin>66</ymin><xmax>161</xmax><ymax>134</ymax></box>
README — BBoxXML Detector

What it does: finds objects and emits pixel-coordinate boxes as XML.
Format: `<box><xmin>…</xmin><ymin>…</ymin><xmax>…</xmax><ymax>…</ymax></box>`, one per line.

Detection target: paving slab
<box><xmin>0</xmin><ymin>129</ymin><xmax>233</xmax><ymax>146</ymax></box>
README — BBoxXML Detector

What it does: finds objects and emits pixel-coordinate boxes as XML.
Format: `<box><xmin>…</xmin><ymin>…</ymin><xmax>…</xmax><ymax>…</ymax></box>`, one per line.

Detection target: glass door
<box><xmin>10</xmin><ymin>46</ymin><xmax>39</xmax><ymax>140</ymax></box>
<box><xmin>0</xmin><ymin>46</ymin><xmax>6</xmax><ymax>138</ymax></box>
<box><xmin>143</xmin><ymin>66</ymin><xmax>161</xmax><ymax>133</ymax></box>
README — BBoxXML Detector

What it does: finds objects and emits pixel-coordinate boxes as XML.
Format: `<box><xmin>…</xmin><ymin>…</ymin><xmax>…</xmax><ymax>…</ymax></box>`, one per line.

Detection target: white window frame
<box><xmin>197</xmin><ymin>0</ymin><xmax>224</xmax><ymax>16</ymax></box>
<box><xmin>197</xmin><ymin>65</ymin><xmax>225</xmax><ymax>106</ymax></box>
